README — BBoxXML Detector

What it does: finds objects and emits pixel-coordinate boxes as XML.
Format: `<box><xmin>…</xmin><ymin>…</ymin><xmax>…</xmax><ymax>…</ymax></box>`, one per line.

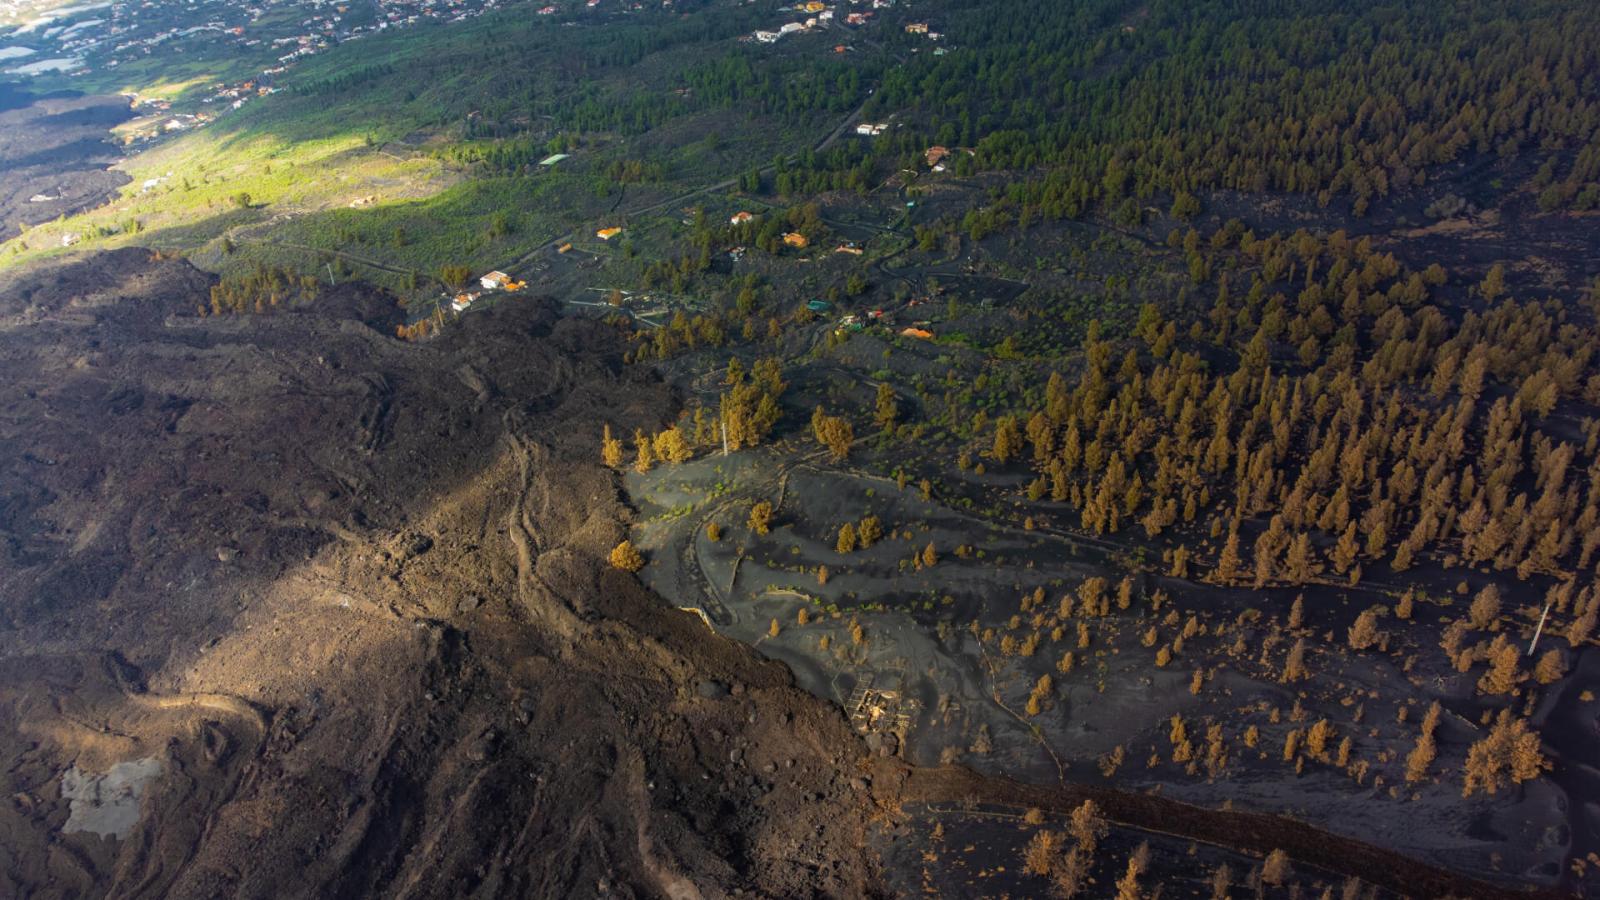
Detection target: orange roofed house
<box><xmin>783</xmin><ymin>232</ymin><xmax>810</xmax><ymax>249</ymax></box>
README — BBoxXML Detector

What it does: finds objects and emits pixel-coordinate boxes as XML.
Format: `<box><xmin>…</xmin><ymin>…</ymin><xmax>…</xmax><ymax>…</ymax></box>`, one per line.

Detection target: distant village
<box><xmin>10</xmin><ymin>0</ymin><xmax>962</xmax><ymax>337</ymax></box>
<box><xmin>5</xmin><ymin>0</ymin><xmax>950</xmax><ymax>143</ymax></box>
<box><xmin>2</xmin><ymin>0</ymin><xmax>512</xmax><ymax>139</ymax></box>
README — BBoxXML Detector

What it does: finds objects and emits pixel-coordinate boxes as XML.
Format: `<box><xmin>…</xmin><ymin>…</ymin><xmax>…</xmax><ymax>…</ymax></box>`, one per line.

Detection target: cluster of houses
<box><xmin>727</xmin><ymin>210</ymin><xmax>870</xmax><ymax>256</ymax></box>
<box><xmin>832</xmin><ymin>307</ymin><xmax>939</xmax><ymax>341</ymax></box>
<box><xmin>203</xmin><ymin>77</ymin><xmax>281</xmax><ymax>115</ymax></box>
<box><xmin>924</xmin><ymin>145</ymin><xmax>974</xmax><ymax>173</ymax></box>
<box><xmin>742</xmin><ymin>1</ymin><xmax>952</xmax><ymax>58</ymax></box>
<box><xmin>832</xmin><ymin>309</ymin><xmax>931</xmax><ymax>338</ymax></box>
<box><xmin>752</xmin><ymin>19</ymin><xmax>818</xmax><ymax>44</ymax></box>
<box><xmin>804</xmin><ymin>299</ymin><xmax>933</xmax><ymax>342</ymax></box>
<box><xmin>748</xmin><ymin>0</ymin><xmax>902</xmax><ymax>45</ymax></box>
<box><xmin>450</xmin><ymin>269</ymin><xmax>524</xmax><ymax>312</ymax></box>
<box><xmin>720</xmin><ymin>202</ymin><xmax>945</xmax><ymax>340</ymax></box>
<box><xmin>117</xmin><ymin>106</ymin><xmax>214</xmax><ymax>145</ymax></box>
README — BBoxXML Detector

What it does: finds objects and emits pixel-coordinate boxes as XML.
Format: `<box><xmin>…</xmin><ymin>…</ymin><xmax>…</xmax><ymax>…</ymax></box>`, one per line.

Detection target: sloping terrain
<box><xmin>0</xmin><ymin>248</ymin><xmax>886</xmax><ymax>899</ymax></box>
<box><xmin>0</xmin><ymin>88</ymin><xmax>129</xmax><ymax>240</ymax></box>
<box><xmin>0</xmin><ymin>249</ymin><xmax>1580</xmax><ymax>900</ymax></box>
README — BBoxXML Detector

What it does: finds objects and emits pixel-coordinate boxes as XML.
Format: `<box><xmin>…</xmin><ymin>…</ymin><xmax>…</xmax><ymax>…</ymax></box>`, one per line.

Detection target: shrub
<box><xmin>609</xmin><ymin>540</ymin><xmax>645</xmax><ymax>572</ymax></box>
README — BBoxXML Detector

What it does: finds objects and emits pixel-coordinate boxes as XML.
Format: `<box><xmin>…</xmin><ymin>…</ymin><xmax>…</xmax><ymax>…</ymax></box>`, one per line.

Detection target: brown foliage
<box><xmin>609</xmin><ymin>540</ymin><xmax>645</xmax><ymax>572</ymax></box>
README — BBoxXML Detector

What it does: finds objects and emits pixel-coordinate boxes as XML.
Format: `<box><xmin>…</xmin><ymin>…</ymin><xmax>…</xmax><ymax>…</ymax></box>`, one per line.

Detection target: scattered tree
<box><xmin>874</xmin><ymin>382</ymin><xmax>899</xmax><ymax>431</ymax></box>
<box><xmin>749</xmin><ymin>500</ymin><xmax>774</xmax><ymax>535</ymax></box>
<box><xmin>601</xmin><ymin>424</ymin><xmax>623</xmax><ymax>468</ymax></box>
<box><xmin>1348</xmin><ymin>608</ymin><xmax>1381</xmax><ymax>650</ymax></box>
<box><xmin>836</xmin><ymin>522</ymin><xmax>858</xmax><ymax>554</ymax></box>
<box><xmin>609</xmin><ymin>540</ymin><xmax>645</xmax><ymax>572</ymax></box>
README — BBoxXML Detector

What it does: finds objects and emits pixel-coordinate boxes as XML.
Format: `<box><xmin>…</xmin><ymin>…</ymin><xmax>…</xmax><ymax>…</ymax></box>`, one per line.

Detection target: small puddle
<box><xmin>60</xmin><ymin>756</ymin><xmax>163</xmax><ymax>839</ymax></box>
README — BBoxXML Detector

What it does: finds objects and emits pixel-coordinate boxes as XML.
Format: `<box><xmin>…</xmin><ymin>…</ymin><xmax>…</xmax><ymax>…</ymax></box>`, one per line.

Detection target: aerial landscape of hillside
<box><xmin>2</xmin><ymin>0</ymin><xmax>1599</xmax><ymax>897</ymax></box>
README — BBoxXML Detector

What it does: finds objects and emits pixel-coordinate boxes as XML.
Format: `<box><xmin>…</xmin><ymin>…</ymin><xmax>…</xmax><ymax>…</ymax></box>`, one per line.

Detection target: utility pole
<box><xmin>325</xmin><ymin>261</ymin><xmax>336</xmax><ymax>286</ymax></box>
<box><xmin>1528</xmin><ymin>598</ymin><xmax>1554</xmax><ymax>657</ymax></box>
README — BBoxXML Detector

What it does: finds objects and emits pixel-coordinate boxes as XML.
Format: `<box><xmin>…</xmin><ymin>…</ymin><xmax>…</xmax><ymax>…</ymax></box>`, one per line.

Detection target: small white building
<box><xmin>480</xmin><ymin>270</ymin><xmax>512</xmax><ymax>290</ymax></box>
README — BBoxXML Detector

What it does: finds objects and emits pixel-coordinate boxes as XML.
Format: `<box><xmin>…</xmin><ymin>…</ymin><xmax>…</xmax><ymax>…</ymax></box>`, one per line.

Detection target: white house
<box><xmin>480</xmin><ymin>270</ymin><xmax>512</xmax><ymax>290</ymax></box>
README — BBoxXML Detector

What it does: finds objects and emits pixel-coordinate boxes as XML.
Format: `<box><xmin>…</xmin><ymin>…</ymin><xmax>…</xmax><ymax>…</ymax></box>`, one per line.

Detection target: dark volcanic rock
<box><xmin>697</xmin><ymin>678</ymin><xmax>731</xmax><ymax>699</ymax></box>
<box><xmin>0</xmin><ymin>250</ymin><xmax>884</xmax><ymax>899</ymax></box>
<box><xmin>0</xmin><ymin>91</ymin><xmax>132</xmax><ymax>239</ymax></box>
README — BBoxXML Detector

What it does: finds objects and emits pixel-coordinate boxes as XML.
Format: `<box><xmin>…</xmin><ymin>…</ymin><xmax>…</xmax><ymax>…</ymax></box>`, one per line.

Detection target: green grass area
<box><xmin>214</xmin><ymin>173</ymin><xmax>624</xmax><ymax>291</ymax></box>
<box><xmin>3</xmin><ymin>125</ymin><xmax>448</xmax><ymax>270</ymax></box>
<box><xmin>2</xmin><ymin>1</ymin><xmax>875</xmax><ymax>293</ymax></box>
